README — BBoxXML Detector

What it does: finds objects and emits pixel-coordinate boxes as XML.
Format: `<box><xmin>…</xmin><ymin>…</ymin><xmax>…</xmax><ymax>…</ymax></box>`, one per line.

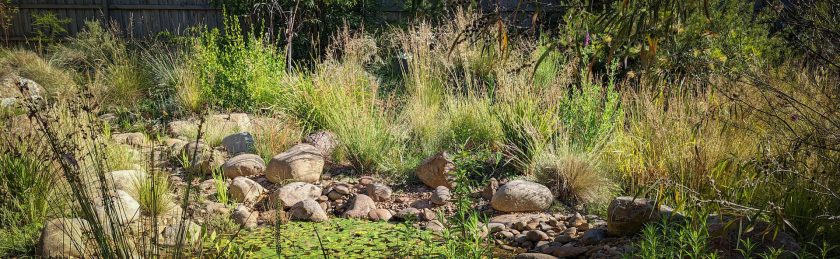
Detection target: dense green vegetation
<box><xmin>1</xmin><ymin>0</ymin><xmax>839</xmax><ymax>257</ymax></box>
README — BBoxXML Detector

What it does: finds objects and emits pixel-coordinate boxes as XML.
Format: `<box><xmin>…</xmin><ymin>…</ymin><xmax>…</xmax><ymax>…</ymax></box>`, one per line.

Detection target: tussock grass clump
<box><xmin>534</xmin><ymin>146</ymin><xmax>614</xmax><ymax>210</ymax></box>
<box><xmin>131</xmin><ymin>172</ymin><xmax>174</xmax><ymax>217</ymax></box>
<box><xmin>252</xmin><ymin>116</ymin><xmax>303</xmax><ymax>162</ymax></box>
<box><xmin>0</xmin><ymin>49</ymin><xmax>77</xmax><ymax>99</ymax></box>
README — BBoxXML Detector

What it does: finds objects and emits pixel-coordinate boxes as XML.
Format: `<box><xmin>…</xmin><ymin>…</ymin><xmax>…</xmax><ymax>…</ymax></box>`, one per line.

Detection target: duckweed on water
<box><xmin>218</xmin><ymin>218</ymin><xmax>443</xmax><ymax>258</ymax></box>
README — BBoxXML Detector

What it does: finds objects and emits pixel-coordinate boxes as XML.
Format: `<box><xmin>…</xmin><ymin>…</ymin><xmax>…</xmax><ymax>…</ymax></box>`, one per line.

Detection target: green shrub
<box><xmin>194</xmin><ymin>16</ymin><xmax>286</xmax><ymax>112</ymax></box>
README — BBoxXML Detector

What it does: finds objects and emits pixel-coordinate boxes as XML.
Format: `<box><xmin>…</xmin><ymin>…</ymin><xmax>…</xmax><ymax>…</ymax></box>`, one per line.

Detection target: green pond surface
<box><xmin>214</xmin><ymin>218</ymin><xmax>444</xmax><ymax>258</ymax></box>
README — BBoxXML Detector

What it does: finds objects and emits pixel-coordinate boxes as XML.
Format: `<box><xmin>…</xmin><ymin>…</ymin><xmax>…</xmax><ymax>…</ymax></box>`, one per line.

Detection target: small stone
<box><xmin>570</xmin><ymin>212</ymin><xmax>587</xmax><ymax>228</ymax></box>
<box><xmin>358</xmin><ymin>176</ymin><xmax>375</xmax><ymax>186</ymax></box>
<box><xmin>497</xmin><ymin>230</ymin><xmax>514</xmax><ymax>239</ymax></box>
<box><xmin>327</xmin><ymin>190</ymin><xmax>345</xmax><ymax>201</ymax></box>
<box><xmin>515</xmin><ymin>252</ymin><xmax>558</xmax><ymax>259</ymax></box>
<box><xmin>317</xmin><ymin>195</ymin><xmax>329</xmax><ymax>202</ymax></box>
<box><xmin>395</xmin><ymin>208</ymin><xmax>420</xmax><ymax>220</ymax></box>
<box><xmin>513</xmin><ymin>221</ymin><xmax>527</xmax><ymax>230</ymax></box>
<box><xmin>579</xmin><ymin>228</ymin><xmax>607</xmax><ymax>245</ymax></box>
<box><xmin>366</xmin><ymin>183</ymin><xmax>393</xmax><ymax>202</ymax></box>
<box><xmin>430</xmin><ymin>186</ymin><xmax>451</xmax><ymax>205</ymax></box>
<box><xmin>564</xmin><ymin>227</ymin><xmax>578</xmax><ymax>236</ymax></box>
<box><xmin>487</xmin><ymin>222</ymin><xmax>506</xmax><ymax>233</ymax></box>
<box><xmin>290</xmin><ymin>199</ymin><xmax>329</xmax><ymax>222</ymax></box>
<box><xmin>333</xmin><ymin>184</ymin><xmax>351</xmax><ymax>195</ymax></box>
<box><xmin>525</xmin><ymin>230</ymin><xmax>551</xmax><ymax>241</ymax></box>
<box><xmin>420</xmin><ymin>208</ymin><xmax>437</xmax><ymax>221</ymax></box>
<box><xmin>551</xmin><ymin>244</ymin><xmax>589</xmax><ymax>258</ymax></box>
<box><xmin>424</xmin><ymin>220</ymin><xmax>445</xmax><ymax>233</ymax></box>
<box><xmin>395</xmin><ymin>196</ymin><xmax>409</xmax><ymax>203</ymax></box>
<box><xmin>554</xmin><ymin>234</ymin><xmax>575</xmax><ymax>244</ymax></box>
<box><xmin>232</xmin><ymin>206</ymin><xmax>259</xmax><ymax>229</ymax></box>
<box><xmin>368</xmin><ymin>209</ymin><xmax>393</xmax><ymax>221</ymax></box>
<box><xmin>482</xmin><ymin>177</ymin><xmax>499</xmax><ymax>200</ymax></box>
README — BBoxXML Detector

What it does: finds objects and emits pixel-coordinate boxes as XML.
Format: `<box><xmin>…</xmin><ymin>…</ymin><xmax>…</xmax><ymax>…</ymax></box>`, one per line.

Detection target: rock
<box><xmin>606</xmin><ymin>196</ymin><xmax>662</xmax><ymax>236</ymax></box>
<box><xmin>420</xmin><ymin>208</ymin><xmax>437</xmax><ymax>221</ymax></box>
<box><xmin>229</xmin><ymin>177</ymin><xmax>266</xmax><ymax>203</ymax></box>
<box><xmin>343</xmin><ymin>194</ymin><xmax>377</xmax><ymax>219</ymax></box>
<box><xmin>232</xmin><ymin>205</ymin><xmax>259</xmax><ymax>229</ymax></box>
<box><xmin>270</xmin><ymin>182</ymin><xmax>322</xmax><ymax>209</ymax></box>
<box><xmin>221</xmin><ymin>132</ymin><xmax>255</xmax><ymax>155</ymax></box>
<box><xmin>570</xmin><ymin>212</ymin><xmax>587</xmax><ymax>228</ymax></box>
<box><xmin>368</xmin><ymin>209</ymin><xmax>393</xmax><ymax>221</ymax></box>
<box><xmin>179</xmin><ymin>141</ymin><xmax>223</xmax><ymax>174</ymax></box>
<box><xmin>514</xmin><ymin>221</ymin><xmax>528</xmax><ymax>230</ymax></box>
<box><xmin>98</xmin><ymin>190</ymin><xmax>141</xmax><ymax>224</ymax></box>
<box><xmin>482</xmin><ymin>177</ymin><xmax>499</xmax><ymax>200</ymax></box>
<box><xmin>161</xmin><ymin>220</ymin><xmax>202</xmax><ymax>247</ymax></box>
<box><xmin>551</xmin><ymin>244</ymin><xmax>589</xmax><ymax>258</ymax></box>
<box><xmin>303</xmin><ymin>131</ymin><xmax>338</xmax><ymax>158</ymax></box>
<box><xmin>563</xmin><ymin>227</ymin><xmax>578</xmax><ymax>236</ymax></box>
<box><xmin>415</xmin><ymin>152</ymin><xmax>455</xmax><ymax>188</ymax></box>
<box><xmin>39</xmin><ymin>218</ymin><xmax>90</xmax><ymax>258</ymax></box>
<box><xmin>290</xmin><ymin>199</ymin><xmax>329</xmax><ymax>222</ymax></box>
<box><xmin>266</xmin><ymin>144</ymin><xmax>324</xmax><ymax>183</ymax></box>
<box><xmin>707</xmin><ymin>216</ymin><xmax>801</xmax><ymax>257</ymax></box>
<box><xmin>395</xmin><ymin>208</ymin><xmax>420</xmax><ymax>220</ymax></box>
<box><xmin>109</xmin><ymin>170</ymin><xmax>147</xmax><ymax>192</ymax></box>
<box><xmin>487</xmin><ymin>222</ymin><xmax>506</xmax><ymax>233</ymax></box>
<box><xmin>424</xmin><ymin>220</ymin><xmax>445</xmax><ymax>233</ymax></box>
<box><xmin>525</xmin><ymin>230</ymin><xmax>551</xmax><ymax>241</ymax></box>
<box><xmin>168</xmin><ymin>120</ymin><xmax>197</xmax><ymax>138</ymax></box>
<box><xmin>333</xmin><ymin>184</ymin><xmax>351</xmax><ymax>195</ymax></box>
<box><xmin>430</xmin><ymin>186</ymin><xmax>451</xmax><ymax>205</ymax></box>
<box><xmin>515</xmin><ymin>253</ymin><xmax>559</xmax><ymax>259</ymax></box>
<box><xmin>554</xmin><ymin>234</ymin><xmax>573</xmax><ymax>244</ymax></box>
<box><xmin>208</xmin><ymin>113</ymin><xmax>251</xmax><ymax>133</ymax></box>
<box><xmin>497</xmin><ymin>230</ymin><xmax>515</xmax><ymax>239</ymax></box>
<box><xmin>365</xmin><ymin>183</ymin><xmax>392</xmax><ymax>202</ymax></box>
<box><xmin>358</xmin><ymin>176</ymin><xmax>375</xmax><ymax>185</ymax></box>
<box><xmin>580</xmin><ymin>228</ymin><xmax>607</xmax><ymax>245</ymax></box>
<box><xmin>112</xmin><ymin>132</ymin><xmax>146</xmax><ymax>147</ymax></box>
<box><xmin>223</xmin><ymin>154</ymin><xmax>266</xmax><ymax>178</ymax></box>
<box><xmin>491</xmin><ymin>180</ymin><xmax>553</xmax><ymax>212</ymax></box>
<box><xmin>327</xmin><ymin>190</ymin><xmax>346</xmax><ymax>201</ymax></box>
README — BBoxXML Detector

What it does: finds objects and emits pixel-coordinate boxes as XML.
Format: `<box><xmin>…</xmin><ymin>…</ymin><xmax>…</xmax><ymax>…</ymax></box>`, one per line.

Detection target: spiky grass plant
<box><xmin>131</xmin><ymin>171</ymin><xmax>174</xmax><ymax>217</ymax></box>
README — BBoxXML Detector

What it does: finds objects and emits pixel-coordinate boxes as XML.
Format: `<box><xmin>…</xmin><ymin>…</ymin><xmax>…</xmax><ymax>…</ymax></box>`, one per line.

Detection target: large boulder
<box><xmin>303</xmin><ymin>131</ymin><xmax>339</xmax><ymax>158</ymax></box>
<box><xmin>290</xmin><ymin>199</ymin><xmax>329</xmax><ymax>222</ymax></box>
<box><xmin>266</xmin><ymin>144</ymin><xmax>324</xmax><ymax>183</ymax></box>
<box><xmin>415</xmin><ymin>152</ymin><xmax>455</xmax><ymax>188</ymax></box>
<box><xmin>38</xmin><ymin>218</ymin><xmax>90</xmax><ymax>258</ymax></box>
<box><xmin>229</xmin><ymin>177</ymin><xmax>266</xmax><ymax>203</ymax></box>
<box><xmin>491</xmin><ymin>180</ymin><xmax>553</xmax><ymax>212</ymax></box>
<box><xmin>270</xmin><ymin>182</ymin><xmax>322</xmax><ymax>209</ymax></box>
<box><xmin>223</xmin><ymin>154</ymin><xmax>265</xmax><ymax>178</ymax></box>
<box><xmin>221</xmin><ymin>132</ymin><xmax>255</xmax><ymax>155</ymax></box>
<box><xmin>606</xmin><ymin>196</ymin><xmax>661</xmax><ymax>236</ymax></box>
<box><xmin>343</xmin><ymin>194</ymin><xmax>377</xmax><ymax>219</ymax></box>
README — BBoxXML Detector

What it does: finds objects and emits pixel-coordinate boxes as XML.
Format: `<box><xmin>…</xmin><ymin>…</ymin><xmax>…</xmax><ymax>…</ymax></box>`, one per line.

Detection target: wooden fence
<box><xmin>2</xmin><ymin>0</ymin><xmax>564</xmax><ymax>43</ymax></box>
